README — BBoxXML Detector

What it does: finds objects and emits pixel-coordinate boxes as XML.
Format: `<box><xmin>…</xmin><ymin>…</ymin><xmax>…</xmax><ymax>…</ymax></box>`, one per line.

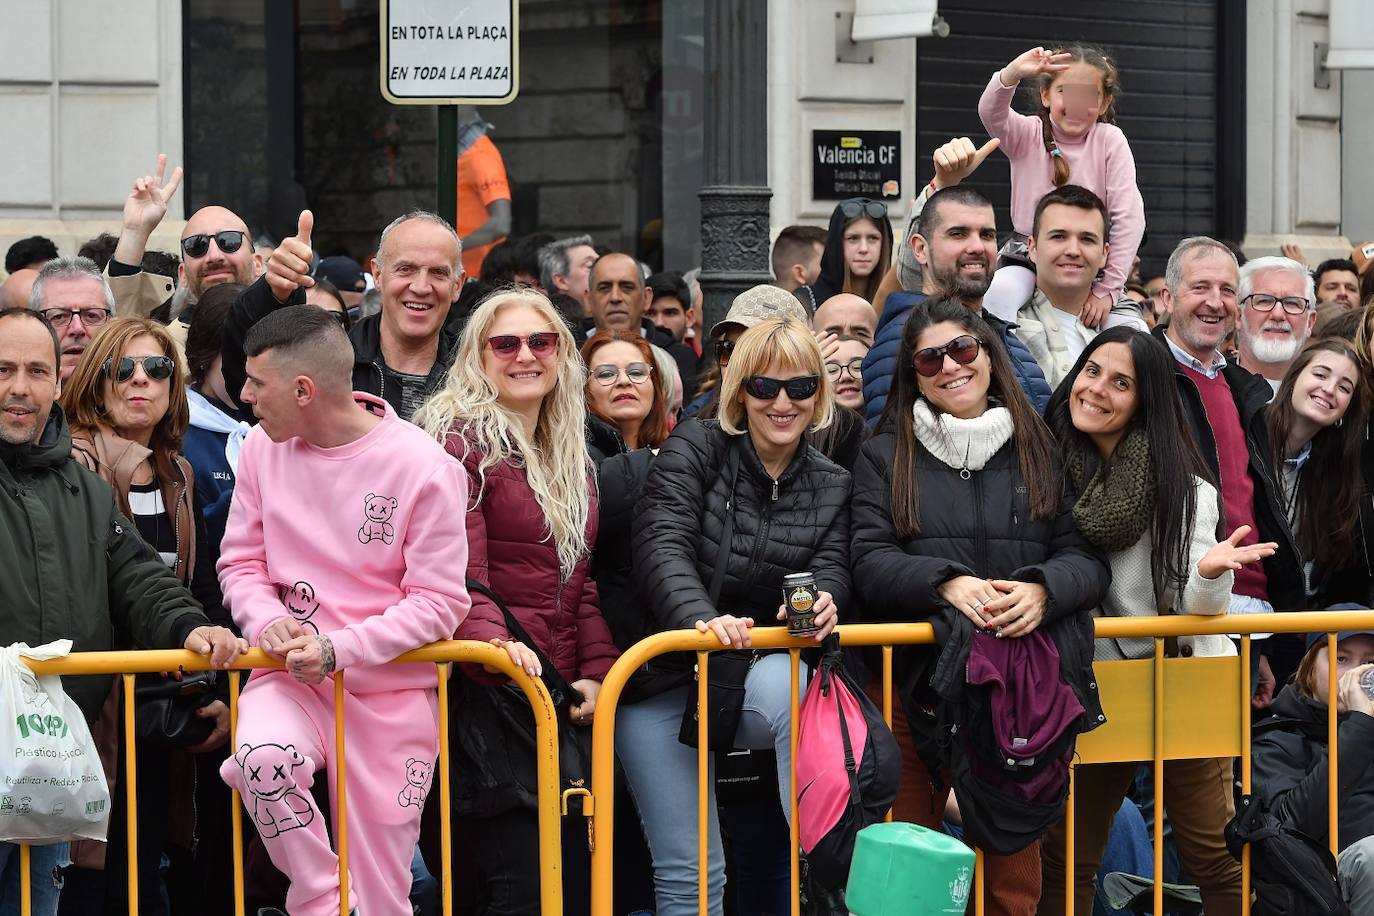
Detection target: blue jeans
<box><xmin>0</xmin><ymin>842</ymin><xmax>69</xmax><ymax>916</ymax></box>
<box><xmin>616</xmin><ymin>653</ymin><xmax>805</xmax><ymax>916</ymax></box>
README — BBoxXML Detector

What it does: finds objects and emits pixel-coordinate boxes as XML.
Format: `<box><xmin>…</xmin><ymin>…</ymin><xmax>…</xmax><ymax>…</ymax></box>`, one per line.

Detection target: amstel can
<box><xmin>782</xmin><ymin>572</ymin><xmax>821</xmax><ymax>637</ymax></box>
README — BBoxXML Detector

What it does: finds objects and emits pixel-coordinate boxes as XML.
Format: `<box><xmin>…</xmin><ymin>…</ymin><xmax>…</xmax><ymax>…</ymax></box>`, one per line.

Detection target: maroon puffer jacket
<box><xmin>450</xmin><ymin>442</ymin><xmax>619</xmax><ymax>683</ymax></box>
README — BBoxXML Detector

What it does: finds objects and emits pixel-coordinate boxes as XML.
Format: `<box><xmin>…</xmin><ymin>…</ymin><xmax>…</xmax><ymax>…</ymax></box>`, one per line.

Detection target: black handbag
<box><xmin>449</xmin><ymin>580</ymin><xmax>593</xmax><ymax>818</ymax></box>
<box><xmin>678</xmin><ymin>445</ymin><xmax>758</xmax><ymax>751</ymax></box>
<box><xmin>133</xmin><ymin>669</ymin><xmax>219</xmax><ymax>748</ymax></box>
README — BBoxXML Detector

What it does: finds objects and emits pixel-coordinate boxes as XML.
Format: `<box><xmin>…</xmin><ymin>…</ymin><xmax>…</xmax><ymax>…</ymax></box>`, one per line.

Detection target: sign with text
<box><xmin>812</xmin><ymin>130</ymin><xmax>901</xmax><ymax>201</ymax></box>
<box><xmin>380</xmin><ymin>0</ymin><xmax>519</xmax><ymax>105</ymax></box>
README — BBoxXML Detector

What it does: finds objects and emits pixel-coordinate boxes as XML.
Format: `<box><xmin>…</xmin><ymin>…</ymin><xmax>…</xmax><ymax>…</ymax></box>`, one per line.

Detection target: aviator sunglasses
<box><xmin>181</xmin><ymin>230</ymin><xmax>247</xmax><ymax>259</ymax></box>
<box><xmin>103</xmin><ymin>355</ymin><xmax>175</xmax><ymax>383</ymax></box>
<box><xmin>914</xmin><ymin>335</ymin><xmax>981</xmax><ymax>377</ymax></box>
<box><xmin>486</xmin><ymin>332</ymin><xmax>558</xmax><ymax>358</ymax></box>
<box><xmin>743</xmin><ymin>375</ymin><xmax>819</xmax><ymax>401</ymax></box>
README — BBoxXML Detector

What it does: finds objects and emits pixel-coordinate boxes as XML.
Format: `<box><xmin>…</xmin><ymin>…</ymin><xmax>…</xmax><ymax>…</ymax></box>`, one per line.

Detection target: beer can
<box><xmin>782</xmin><ymin>572</ymin><xmax>821</xmax><ymax>637</ymax></box>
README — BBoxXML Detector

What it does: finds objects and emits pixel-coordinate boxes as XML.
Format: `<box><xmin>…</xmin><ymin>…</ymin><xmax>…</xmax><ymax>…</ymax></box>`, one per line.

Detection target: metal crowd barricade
<box><xmin>588</xmin><ymin>611</ymin><xmax>1374</xmax><ymax>916</ymax></box>
<box><xmin>13</xmin><ymin>640</ymin><xmax>566</xmax><ymax>916</ymax></box>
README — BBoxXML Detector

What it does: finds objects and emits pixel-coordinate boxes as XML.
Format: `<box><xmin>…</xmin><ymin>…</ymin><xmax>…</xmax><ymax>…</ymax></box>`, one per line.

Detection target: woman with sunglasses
<box><xmin>628</xmin><ymin>315</ymin><xmax>849</xmax><ymax>915</ymax></box>
<box><xmin>1039</xmin><ymin>326</ymin><xmax>1272</xmax><ymax>915</ymax></box>
<box><xmin>58</xmin><ymin>317</ymin><xmax>232</xmax><ymax>916</ymax></box>
<box><xmin>581</xmin><ymin>329</ymin><xmax>670</xmax><ymax>454</ymax></box>
<box><xmin>851</xmin><ymin>298</ymin><xmax>1108</xmax><ymax>916</ymax></box>
<box><xmin>795</xmin><ymin>197</ymin><xmax>894</xmax><ymax>312</ymax></box>
<box><xmin>414</xmin><ymin>289</ymin><xmax>617</xmax><ymax>916</ymax></box>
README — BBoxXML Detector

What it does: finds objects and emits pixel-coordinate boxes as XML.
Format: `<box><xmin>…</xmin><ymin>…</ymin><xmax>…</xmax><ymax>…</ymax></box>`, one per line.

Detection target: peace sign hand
<box><xmin>122</xmin><ymin>153</ymin><xmax>183</xmax><ymax>237</ymax></box>
<box><xmin>1198</xmin><ymin>525</ymin><xmax>1278</xmax><ymax>580</ymax></box>
<box><xmin>1002</xmin><ymin>47</ymin><xmax>1073</xmax><ymax>85</ymax></box>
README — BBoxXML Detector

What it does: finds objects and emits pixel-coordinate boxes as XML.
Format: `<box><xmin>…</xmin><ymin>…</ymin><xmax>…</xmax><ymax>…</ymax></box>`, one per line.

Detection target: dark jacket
<box><xmin>448</xmin><ymin>436</ymin><xmax>619</xmax><ymax>684</ymax></box>
<box><xmin>862</xmin><ymin>292</ymin><xmax>1052</xmax><ymax>425</ymax></box>
<box><xmin>1152</xmin><ymin>327</ymin><xmax>1305</xmax><ymax>612</ymax></box>
<box><xmin>633</xmin><ymin>418</ymin><xmax>852</xmax><ymax>636</ymax></box>
<box><xmin>0</xmin><ymin>407</ymin><xmax>209</xmax><ymax>721</ymax></box>
<box><xmin>1253</xmin><ymin>684</ymin><xmax>1374</xmax><ymax>852</ymax></box>
<box><xmin>850</xmin><ymin>428</ymin><xmax>1109</xmax><ymax>741</ymax></box>
<box><xmin>222</xmin><ymin>275</ymin><xmax>461</xmax><ymax>421</ymax></box>
<box><xmin>795</xmin><ymin>199</ymin><xmax>895</xmax><ymax>314</ymax></box>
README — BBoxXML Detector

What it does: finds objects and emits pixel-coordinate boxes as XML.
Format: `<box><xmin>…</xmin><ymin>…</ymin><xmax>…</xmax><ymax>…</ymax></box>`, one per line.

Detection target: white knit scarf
<box><xmin>911</xmin><ymin>399</ymin><xmax>1014</xmax><ymax>472</ymax></box>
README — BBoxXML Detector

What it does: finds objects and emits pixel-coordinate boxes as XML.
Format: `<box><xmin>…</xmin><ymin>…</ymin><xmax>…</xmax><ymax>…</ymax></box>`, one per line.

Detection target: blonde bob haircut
<box><xmin>413</xmin><ymin>287</ymin><xmax>591</xmax><ymax>574</ymax></box>
<box><xmin>61</xmin><ymin>317</ymin><xmax>189</xmax><ymax>455</ymax></box>
<box><xmin>718</xmin><ymin>316</ymin><xmax>834</xmax><ymax>436</ymax></box>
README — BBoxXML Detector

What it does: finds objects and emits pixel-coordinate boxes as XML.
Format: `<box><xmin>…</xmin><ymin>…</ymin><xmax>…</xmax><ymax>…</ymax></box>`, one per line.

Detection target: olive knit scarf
<box><xmin>1067</xmin><ymin>428</ymin><xmax>1155</xmax><ymax>552</ymax></box>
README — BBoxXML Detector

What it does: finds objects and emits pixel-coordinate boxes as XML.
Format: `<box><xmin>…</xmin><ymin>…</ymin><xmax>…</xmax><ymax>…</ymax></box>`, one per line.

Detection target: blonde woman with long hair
<box><xmin>414</xmin><ymin>288</ymin><xmax>616</xmax><ymax>916</ymax></box>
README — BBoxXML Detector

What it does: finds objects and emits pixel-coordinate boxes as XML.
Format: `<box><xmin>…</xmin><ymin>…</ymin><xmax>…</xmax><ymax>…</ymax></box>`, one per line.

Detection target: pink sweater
<box><xmin>218</xmin><ymin>395</ymin><xmax>471</xmax><ymax>692</ymax></box>
<box><xmin>977</xmin><ymin>70</ymin><xmax>1146</xmax><ymax>304</ymax></box>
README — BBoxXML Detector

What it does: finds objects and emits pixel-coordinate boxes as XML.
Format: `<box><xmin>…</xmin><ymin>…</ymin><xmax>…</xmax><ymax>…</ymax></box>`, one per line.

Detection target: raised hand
<box><xmin>1001</xmin><ymin>47</ymin><xmax>1072</xmax><ymax>85</ymax></box>
<box><xmin>265</xmin><ymin>210</ymin><xmax>316</xmax><ymax>303</ymax></box>
<box><xmin>1198</xmin><ymin>525</ymin><xmax>1278</xmax><ymax>580</ymax></box>
<box><xmin>932</xmin><ymin>137</ymin><xmax>1001</xmax><ymax>190</ymax></box>
<box><xmin>122</xmin><ymin>153</ymin><xmax>183</xmax><ymax>237</ymax></box>
<box><xmin>1280</xmin><ymin>242</ymin><xmax>1309</xmax><ymax>267</ymax></box>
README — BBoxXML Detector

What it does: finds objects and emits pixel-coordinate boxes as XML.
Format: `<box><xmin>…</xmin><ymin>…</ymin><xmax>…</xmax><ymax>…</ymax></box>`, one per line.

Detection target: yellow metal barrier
<box><xmin>11</xmin><ymin>640</ymin><xmax>565</xmax><ymax>916</ymax></box>
<box><xmin>589</xmin><ymin>611</ymin><xmax>1374</xmax><ymax>916</ymax></box>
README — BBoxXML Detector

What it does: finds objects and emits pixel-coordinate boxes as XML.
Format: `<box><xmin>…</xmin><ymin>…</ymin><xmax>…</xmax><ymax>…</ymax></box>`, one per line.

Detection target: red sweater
<box><xmin>1181</xmin><ymin>366</ymin><xmax>1269</xmax><ymax>601</ymax></box>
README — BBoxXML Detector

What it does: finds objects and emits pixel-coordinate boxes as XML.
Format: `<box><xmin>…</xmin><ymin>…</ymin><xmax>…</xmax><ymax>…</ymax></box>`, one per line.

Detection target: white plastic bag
<box><xmin>0</xmin><ymin>640</ymin><xmax>110</xmax><ymax>842</ymax></box>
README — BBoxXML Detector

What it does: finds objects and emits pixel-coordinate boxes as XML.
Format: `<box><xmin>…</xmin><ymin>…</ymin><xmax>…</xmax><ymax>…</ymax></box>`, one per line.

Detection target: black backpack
<box><xmin>1225</xmin><ymin>794</ymin><xmax>1350</xmax><ymax>916</ymax></box>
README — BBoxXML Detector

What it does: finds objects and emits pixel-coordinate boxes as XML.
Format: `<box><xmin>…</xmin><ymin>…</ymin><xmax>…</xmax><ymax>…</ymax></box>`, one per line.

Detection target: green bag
<box><xmin>845</xmin><ymin>822</ymin><xmax>976</xmax><ymax>916</ymax></box>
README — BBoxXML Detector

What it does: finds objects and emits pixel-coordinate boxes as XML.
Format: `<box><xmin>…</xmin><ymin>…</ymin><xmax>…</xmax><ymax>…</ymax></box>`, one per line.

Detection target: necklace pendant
<box><xmin>960</xmin><ymin>468</ymin><xmax>971</xmax><ymax>480</ymax></box>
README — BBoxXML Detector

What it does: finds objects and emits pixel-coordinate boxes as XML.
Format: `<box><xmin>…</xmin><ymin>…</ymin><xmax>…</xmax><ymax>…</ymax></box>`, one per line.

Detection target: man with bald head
<box><xmin>0</xmin><ymin>268</ymin><xmax>36</xmax><ymax>310</ymax></box>
<box><xmin>221</xmin><ymin>209</ymin><xmax>463</xmax><ymax>422</ymax></box>
<box><xmin>106</xmin><ymin>156</ymin><xmax>262</xmax><ymax>346</ymax></box>
<box><xmin>813</xmin><ymin>293</ymin><xmax>876</xmax><ymax>345</ymax></box>
<box><xmin>585</xmin><ymin>251</ymin><xmax>698</xmax><ymax>386</ymax></box>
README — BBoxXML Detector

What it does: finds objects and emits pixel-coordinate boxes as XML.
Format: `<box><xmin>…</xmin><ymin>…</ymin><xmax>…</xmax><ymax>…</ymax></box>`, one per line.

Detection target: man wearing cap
<box><xmin>1253</xmin><ymin>615</ymin><xmax>1374</xmax><ymax>910</ymax></box>
<box><xmin>314</xmin><ymin>255</ymin><xmax>368</xmax><ymax>312</ymax></box>
<box><xmin>681</xmin><ymin>284</ymin><xmax>810</xmax><ymax>420</ymax></box>
<box><xmin>584</xmin><ymin>252</ymin><xmax>698</xmax><ymax>388</ymax></box>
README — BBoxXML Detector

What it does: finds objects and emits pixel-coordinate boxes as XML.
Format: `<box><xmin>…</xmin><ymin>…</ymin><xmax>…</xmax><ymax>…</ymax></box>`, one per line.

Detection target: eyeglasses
<box><xmin>743</xmin><ymin>375</ymin><xmax>819</xmax><ymax>401</ymax></box>
<box><xmin>486</xmin><ymin>332</ymin><xmax>558</xmax><ymax>358</ymax></box>
<box><xmin>40</xmin><ymin>307</ymin><xmax>110</xmax><ymax>330</ymax></box>
<box><xmin>715</xmin><ymin>338</ymin><xmax>737</xmax><ymax>364</ymax></box>
<box><xmin>591</xmin><ymin>362</ymin><xmax>653</xmax><ymax>386</ymax></box>
<box><xmin>825</xmin><ymin>358</ymin><xmax>864</xmax><ymax>380</ymax></box>
<box><xmin>102</xmin><ymin>355</ymin><xmax>175</xmax><ymax>383</ymax></box>
<box><xmin>1242</xmin><ymin>293</ymin><xmax>1310</xmax><ymax>316</ymax></box>
<box><xmin>839</xmin><ymin>199</ymin><xmax>888</xmax><ymax>221</ymax></box>
<box><xmin>181</xmin><ymin>230</ymin><xmax>247</xmax><ymax>259</ymax></box>
<box><xmin>914</xmin><ymin>335</ymin><xmax>981</xmax><ymax>377</ymax></box>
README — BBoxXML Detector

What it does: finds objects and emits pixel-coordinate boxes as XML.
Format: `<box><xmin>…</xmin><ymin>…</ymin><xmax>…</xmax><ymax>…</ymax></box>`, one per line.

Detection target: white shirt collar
<box><xmin>1163</xmin><ymin>332</ymin><xmax>1228</xmax><ymax>379</ymax></box>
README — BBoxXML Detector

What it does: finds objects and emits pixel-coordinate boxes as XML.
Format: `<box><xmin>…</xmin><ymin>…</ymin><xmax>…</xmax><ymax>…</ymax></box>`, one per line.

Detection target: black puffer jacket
<box><xmin>1253</xmin><ymin>684</ymin><xmax>1374</xmax><ymax>852</ymax></box>
<box><xmin>851</xmin><ymin>428</ymin><xmax>1109</xmax><ymax>728</ymax></box>
<box><xmin>633</xmin><ymin>418</ymin><xmax>852</xmax><ymax>634</ymax></box>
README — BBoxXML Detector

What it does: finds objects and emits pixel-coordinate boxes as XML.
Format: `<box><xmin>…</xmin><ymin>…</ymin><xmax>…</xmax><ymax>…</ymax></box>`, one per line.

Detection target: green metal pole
<box><xmin>437</xmin><ymin>105</ymin><xmax>458</xmax><ymax>226</ymax></box>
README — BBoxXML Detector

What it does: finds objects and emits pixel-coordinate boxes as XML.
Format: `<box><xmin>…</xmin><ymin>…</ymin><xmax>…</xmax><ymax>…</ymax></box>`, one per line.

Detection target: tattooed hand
<box><xmin>280</xmin><ymin>633</ymin><xmax>337</xmax><ymax>685</ymax></box>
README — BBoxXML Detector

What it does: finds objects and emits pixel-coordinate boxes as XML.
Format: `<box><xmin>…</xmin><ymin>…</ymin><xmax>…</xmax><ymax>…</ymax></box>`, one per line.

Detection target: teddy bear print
<box><xmin>281</xmin><ymin>581</ymin><xmax>320</xmax><ymax>635</ymax></box>
<box><xmin>358</xmin><ymin>493</ymin><xmax>398</xmax><ymax>545</ymax></box>
<box><xmin>234</xmin><ymin>743</ymin><xmax>315</xmax><ymax>838</ymax></box>
<box><xmin>397</xmin><ymin>757</ymin><xmax>432</xmax><ymax>809</ymax></box>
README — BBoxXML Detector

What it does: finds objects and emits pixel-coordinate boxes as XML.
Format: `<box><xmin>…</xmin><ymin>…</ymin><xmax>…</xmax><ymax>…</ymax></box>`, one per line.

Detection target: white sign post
<box><xmin>379</xmin><ymin>0</ymin><xmax>519</xmax><ymax>105</ymax></box>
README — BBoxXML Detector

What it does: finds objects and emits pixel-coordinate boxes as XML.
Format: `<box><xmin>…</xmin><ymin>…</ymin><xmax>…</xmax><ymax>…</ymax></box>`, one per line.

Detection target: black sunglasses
<box><xmin>715</xmin><ymin>338</ymin><xmax>737</xmax><ymax>364</ymax></box>
<box><xmin>103</xmin><ymin>355</ymin><xmax>175</xmax><ymax>383</ymax></box>
<box><xmin>181</xmin><ymin>230</ymin><xmax>247</xmax><ymax>259</ymax></box>
<box><xmin>914</xmin><ymin>335</ymin><xmax>981</xmax><ymax>378</ymax></box>
<box><xmin>743</xmin><ymin>375</ymin><xmax>819</xmax><ymax>401</ymax></box>
<box><xmin>839</xmin><ymin>199</ymin><xmax>888</xmax><ymax>221</ymax></box>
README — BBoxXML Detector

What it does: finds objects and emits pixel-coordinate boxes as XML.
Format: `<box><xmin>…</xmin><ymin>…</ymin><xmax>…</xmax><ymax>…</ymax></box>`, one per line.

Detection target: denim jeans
<box><xmin>616</xmin><ymin>653</ymin><xmax>805</xmax><ymax>916</ymax></box>
<box><xmin>0</xmin><ymin>842</ymin><xmax>70</xmax><ymax>916</ymax></box>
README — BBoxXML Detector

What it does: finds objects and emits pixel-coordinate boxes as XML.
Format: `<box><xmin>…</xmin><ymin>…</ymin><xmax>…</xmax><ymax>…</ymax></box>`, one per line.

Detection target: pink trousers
<box><xmin>220</xmin><ymin>671</ymin><xmax>438</xmax><ymax>916</ymax></box>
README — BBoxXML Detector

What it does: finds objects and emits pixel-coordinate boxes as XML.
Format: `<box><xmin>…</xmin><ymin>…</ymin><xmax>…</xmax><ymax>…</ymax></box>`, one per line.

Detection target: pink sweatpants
<box><xmin>220</xmin><ymin>671</ymin><xmax>438</xmax><ymax>916</ymax></box>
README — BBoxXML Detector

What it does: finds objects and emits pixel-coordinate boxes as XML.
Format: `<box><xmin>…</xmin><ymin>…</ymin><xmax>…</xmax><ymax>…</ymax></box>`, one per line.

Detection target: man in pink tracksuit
<box><xmin>217</xmin><ymin>305</ymin><xmax>470</xmax><ymax>916</ymax></box>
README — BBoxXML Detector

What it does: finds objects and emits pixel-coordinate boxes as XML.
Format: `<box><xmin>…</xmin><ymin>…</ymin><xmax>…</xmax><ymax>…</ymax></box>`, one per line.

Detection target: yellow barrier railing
<box><xmin>589</xmin><ymin>611</ymin><xmax>1373</xmax><ymax>916</ymax></box>
<box><xmin>12</xmin><ymin>640</ymin><xmax>565</xmax><ymax>916</ymax></box>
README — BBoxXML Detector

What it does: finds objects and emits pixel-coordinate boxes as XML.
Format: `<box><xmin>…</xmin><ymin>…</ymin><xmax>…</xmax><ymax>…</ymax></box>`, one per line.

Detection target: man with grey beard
<box><xmin>1235</xmin><ymin>256</ymin><xmax>1316</xmax><ymax>395</ymax></box>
